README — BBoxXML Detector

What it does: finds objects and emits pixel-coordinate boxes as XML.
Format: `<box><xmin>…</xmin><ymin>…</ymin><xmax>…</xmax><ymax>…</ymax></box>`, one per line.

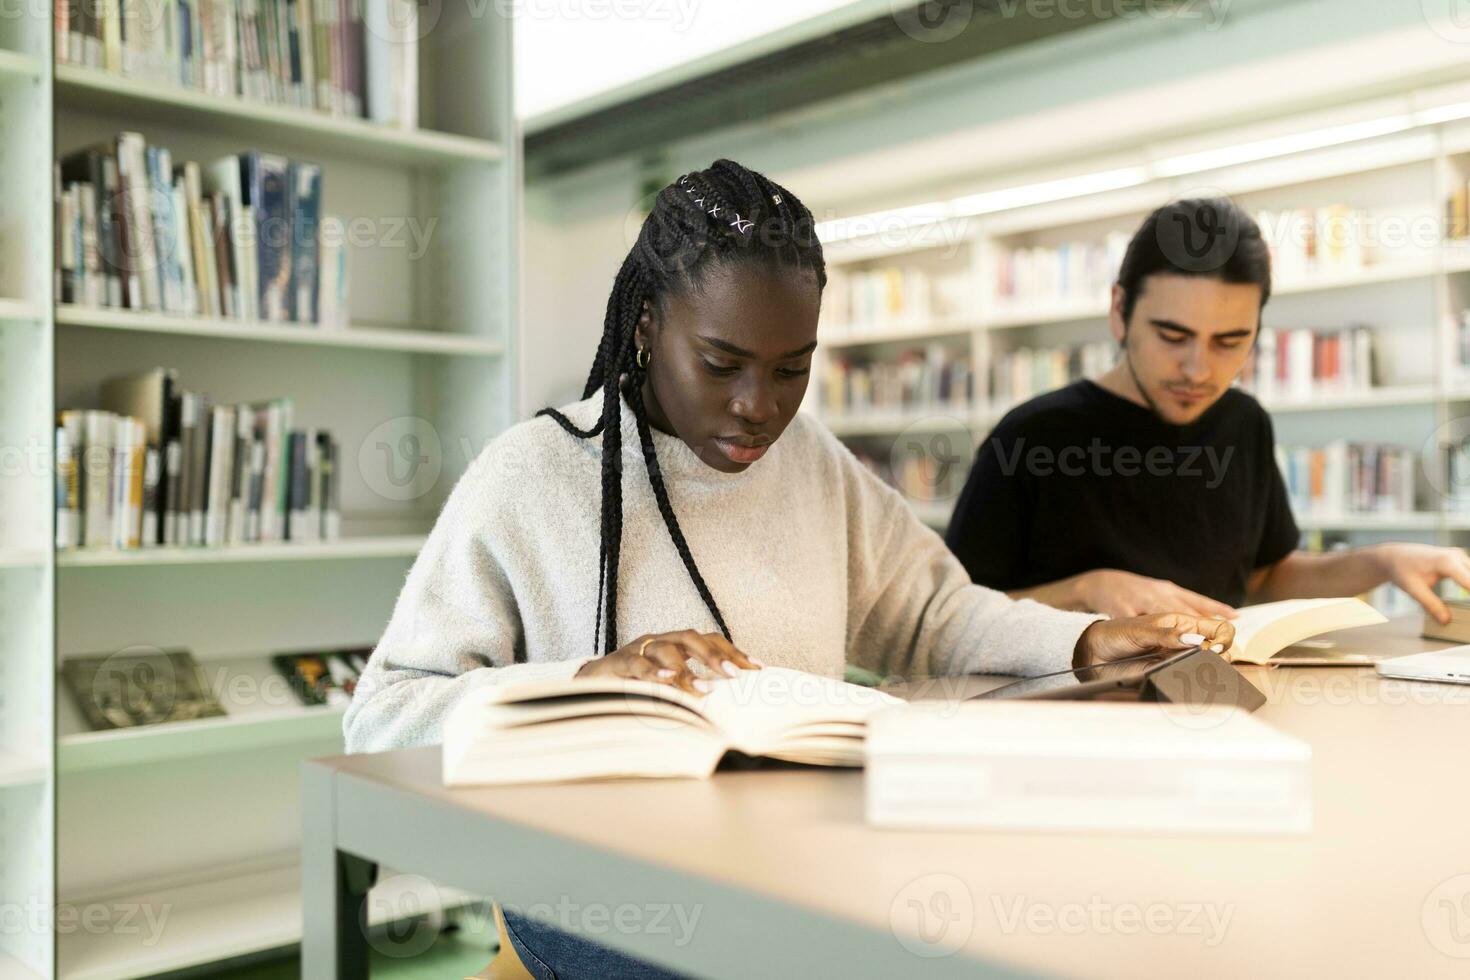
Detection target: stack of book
<box><xmin>1241</xmin><ymin>326</ymin><xmax>1377</xmax><ymax>402</ymax></box>
<box><xmin>56</xmin><ymin>134</ymin><xmax>349</xmax><ymax>327</ymax></box>
<box><xmin>822</xmin><ymin>266</ymin><xmax>935</xmax><ymax>328</ymax></box>
<box><xmin>988</xmin><ymin>341</ymin><xmax>1114</xmax><ymax>407</ymax></box>
<box><xmin>1254</xmin><ymin>204</ymin><xmax>1370</xmax><ymax>280</ymax></box>
<box><xmin>1275</xmin><ymin>442</ymin><xmax>1415</xmax><ymax>517</ymax></box>
<box><xmin>820</xmin><ymin>345</ymin><xmax>973</xmax><ymax>419</ymax></box>
<box><xmin>55</xmin><ymin>366</ymin><xmax>342</xmax><ymax>551</ymax></box>
<box><xmin>55</xmin><ymin>0</ymin><xmax>420</xmax><ymax>127</ymax></box>
<box><xmin>993</xmin><ymin>233</ymin><xmax>1128</xmax><ymax>307</ymax></box>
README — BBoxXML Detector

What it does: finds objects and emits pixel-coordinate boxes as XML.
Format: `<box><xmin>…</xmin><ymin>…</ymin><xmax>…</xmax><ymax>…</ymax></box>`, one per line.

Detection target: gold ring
<box><xmin>637</xmin><ymin>638</ymin><xmax>656</xmax><ymax>659</ymax></box>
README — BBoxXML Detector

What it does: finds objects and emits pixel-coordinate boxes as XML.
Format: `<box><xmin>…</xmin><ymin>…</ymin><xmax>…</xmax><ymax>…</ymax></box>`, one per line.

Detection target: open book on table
<box><xmin>1223</xmin><ymin>597</ymin><xmax>1388</xmax><ymax>665</ymax></box>
<box><xmin>442</xmin><ymin>666</ymin><xmax>903</xmax><ymax>786</ymax></box>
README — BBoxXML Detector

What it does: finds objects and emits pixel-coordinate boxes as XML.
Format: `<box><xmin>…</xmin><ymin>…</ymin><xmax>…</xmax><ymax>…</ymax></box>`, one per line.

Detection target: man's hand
<box><xmin>1370</xmin><ymin>544</ymin><xmax>1470</xmax><ymax>624</ymax></box>
<box><xmin>1074</xmin><ymin>569</ymin><xmax>1237</xmax><ymax>619</ymax></box>
<box><xmin>1073</xmin><ymin>613</ymin><xmax>1238</xmax><ymax>670</ymax></box>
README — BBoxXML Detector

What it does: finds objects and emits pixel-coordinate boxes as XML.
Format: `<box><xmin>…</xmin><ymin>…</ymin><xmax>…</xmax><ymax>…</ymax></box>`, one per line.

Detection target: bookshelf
<box><xmin>6</xmin><ymin>4</ymin><xmax>524</xmax><ymax>978</ymax></box>
<box><xmin>811</xmin><ymin>91</ymin><xmax>1470</xmax><ymax>618</ymax></box>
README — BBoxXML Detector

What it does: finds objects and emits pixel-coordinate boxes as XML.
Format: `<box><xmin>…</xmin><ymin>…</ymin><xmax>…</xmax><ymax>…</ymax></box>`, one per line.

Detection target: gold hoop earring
<box><xmin>635</xmin><ymin>346</ymin><xmax>651</xmax><ymax>369</ymax></box>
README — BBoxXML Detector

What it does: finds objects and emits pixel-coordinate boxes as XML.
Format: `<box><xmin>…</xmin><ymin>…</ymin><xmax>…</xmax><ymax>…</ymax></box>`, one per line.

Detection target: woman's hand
<box><xmin>1074</xmin><ymin>613</ymin><xmax>1237</xmax><ymax>671</ymax></box>
<box><xmin>575</xmin><ymin>630</ymin><xmax>762</xmax><ymax>695</ymax></box>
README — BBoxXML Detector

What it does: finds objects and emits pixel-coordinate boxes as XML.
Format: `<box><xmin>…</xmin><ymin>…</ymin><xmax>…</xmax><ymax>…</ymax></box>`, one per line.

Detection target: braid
<box><xmin>627</xmin><ymin>380</ymin><xmax>733</xmax><ymax>641</ymax></box>
<box><xmin>536</xmin><ymin>159</ymin><xmax>826</xmax><ymax>656</ymax></box>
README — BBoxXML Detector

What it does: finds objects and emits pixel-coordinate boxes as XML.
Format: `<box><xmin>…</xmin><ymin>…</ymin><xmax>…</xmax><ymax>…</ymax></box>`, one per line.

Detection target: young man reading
<box><xmin>945</xmin><ymin>198</ymin><xmax>1470</xmax><ymax>623</ymax></box>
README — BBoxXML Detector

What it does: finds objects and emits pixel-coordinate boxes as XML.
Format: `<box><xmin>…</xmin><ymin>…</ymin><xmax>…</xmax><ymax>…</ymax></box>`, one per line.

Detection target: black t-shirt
<box><xmin>945</xmin><ymin>380</ymin><xmax>1300</xmax><ymax>606</ymax></box>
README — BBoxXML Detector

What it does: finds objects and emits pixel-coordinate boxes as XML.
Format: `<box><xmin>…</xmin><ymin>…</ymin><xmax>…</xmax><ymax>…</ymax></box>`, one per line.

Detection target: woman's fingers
<box><xmin>668</xmin><ymin>630</ymin><xmax>753</xmax><ymax>679</ymax></box>
<box><xmin>640</xmin><ymin>639</ymin><xmax>710</xmax><ymax>695</ymax></box>
<box><xmin>701</xmin><ymin>632</ymin><xmax>763</xmax><ymax>671</ymax></box>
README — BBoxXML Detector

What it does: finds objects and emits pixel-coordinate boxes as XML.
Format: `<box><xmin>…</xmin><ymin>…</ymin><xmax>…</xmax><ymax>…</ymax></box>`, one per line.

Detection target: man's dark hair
<box><xmin>536</xmin><ymin>159</ymin><xmax>826</xmax><ymax>656</ymax></box>
<box><xmin>1117</xmin><ymin>197</ymin><xmax>1272</xmax><ymax>325</ymax></box>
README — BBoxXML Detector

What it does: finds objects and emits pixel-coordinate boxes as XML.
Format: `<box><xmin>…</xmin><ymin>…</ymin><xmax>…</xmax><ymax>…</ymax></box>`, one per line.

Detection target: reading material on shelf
<box><xmin>1223</xmin><ymin>597</ymin><xmax>1389</xmax><ymax>665</ymax></box>
<box><xmin>57</xmin><ymin>366</ymin><xmax>342</xmax><ymax>551</ymax></box>
<box><xmin>866</xmin><ymin>700</ymin><xmax>1311</xmax><ymax>834</ymax></box>
<box><xmin>274</xmin><ymin>648</ymin><xmax>369</xmax><ymax>707</ymax></box>
<box><xmin>1253</xmin><ymin>204</ymin><xmax>1372</xmax><ymax>280</ymax></box>
<box><xmin>820</xmin><ymin>345</ymin><xmax>972</xmax><ymax>419</ymax></box>
<box><xmin>54</xmin><ymin>0</ymin><xmax>421</xmax><ymax>124</ymax></box>
<box><xmin>993</xmin><ymin>233</ymin><xmax>1128</xmax><ymax>307</ymax></box>
<box><xmin>988</xmin><ymin>341</ymin><xmax>1114</xmax><ymax>406</ymax></box>
<box><xmin>1242</xmin><ymin>326</ymin><xmax>1377</xmax><ymax>402</ymax></box>
<box><xmin>61</xmin><ymin>649</ymin><xmax>227</xmax><ymax>731</ymax></box>
<box><xmin>56</xmin><ymin>134</ymin><xmax>349</xmax><ymax>326</ymax></box>
<box><xmin>1276</xmin><ymin>441</ymin><xmax>1415</xmax><ymax>516</ymax></box>
<box><xmin>442</xmin><ymin>667</ymin><xmax>903</xmax><ymax>787</ymax></box>
<box><xmin>822</xmin><ymin>264</ymin><xmax>969</xmax><ymax>331</ymax></box>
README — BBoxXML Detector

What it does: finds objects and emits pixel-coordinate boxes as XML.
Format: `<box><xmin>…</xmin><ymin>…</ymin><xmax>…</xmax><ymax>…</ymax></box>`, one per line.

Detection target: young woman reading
<box><xmin>343</xmin><ymin>160</ymin><xmax>1234</xmax><ymax>978</ymax></box>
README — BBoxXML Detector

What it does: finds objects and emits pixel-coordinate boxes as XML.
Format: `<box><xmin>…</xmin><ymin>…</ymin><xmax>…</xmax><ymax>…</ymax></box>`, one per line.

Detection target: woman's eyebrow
<box><xmin>698</xmin><ymin>336</ymin><xmax>818</xmax><ymax>359</ymax></box>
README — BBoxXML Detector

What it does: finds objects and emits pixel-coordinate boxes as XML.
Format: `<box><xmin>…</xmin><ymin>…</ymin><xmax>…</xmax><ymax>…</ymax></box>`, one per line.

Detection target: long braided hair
<box><xmin>537</xmin><ymin>159</ymin><xmax>827</xmax><ymax>657</ymax></box>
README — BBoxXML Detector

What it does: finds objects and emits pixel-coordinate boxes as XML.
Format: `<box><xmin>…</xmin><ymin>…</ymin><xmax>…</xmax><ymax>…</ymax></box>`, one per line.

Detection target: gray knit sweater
<box><xmin>343</xmin><ymin>392</ymin><xmax>1103</xmax><ymax>754</ymax></box>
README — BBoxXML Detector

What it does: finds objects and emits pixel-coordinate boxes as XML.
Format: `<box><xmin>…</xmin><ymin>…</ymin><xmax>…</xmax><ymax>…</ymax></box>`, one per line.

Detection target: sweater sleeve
<box><xmin>830</xmin><ymin>430</ymin><xmax>1103</xmax><ymax>680</ymax></box>
<box><xmin>342</xmin><ymin>444</ymin><xmax>592</xmax><ymax>754</ymax></box>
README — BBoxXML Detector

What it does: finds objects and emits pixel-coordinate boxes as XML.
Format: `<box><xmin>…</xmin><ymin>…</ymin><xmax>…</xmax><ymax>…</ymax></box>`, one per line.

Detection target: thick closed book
<box><xmin>866</xmin><ymin>701</ymin><xmax>1311</xmax><ymax>835</ymax></box>
<box><xmin>443</xmin><ymin>666</ymin><xmax>901</xmax><ymax>787</ymax></box>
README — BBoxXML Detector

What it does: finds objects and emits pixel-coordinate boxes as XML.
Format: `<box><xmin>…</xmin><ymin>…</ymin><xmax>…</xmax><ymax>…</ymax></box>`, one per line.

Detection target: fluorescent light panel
<box><xmin>821</xmin><ymin>97</ymin><xmax>1470</xmax><ymax>245</ymax></box>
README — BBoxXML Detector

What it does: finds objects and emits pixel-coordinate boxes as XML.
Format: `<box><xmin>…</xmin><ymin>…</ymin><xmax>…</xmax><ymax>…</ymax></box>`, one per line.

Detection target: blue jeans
<box><xmin>501</xmin><ymin>908</ymin><xmax>695</xmax><ymax>980</ymax></box>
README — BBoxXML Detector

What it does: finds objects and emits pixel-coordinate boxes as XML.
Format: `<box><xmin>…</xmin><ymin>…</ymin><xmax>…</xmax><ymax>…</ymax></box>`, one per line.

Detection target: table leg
<box><xmin>302</xmin><ymin>760</ymin><xmax>374</xmax><ymax>979</ymax></box>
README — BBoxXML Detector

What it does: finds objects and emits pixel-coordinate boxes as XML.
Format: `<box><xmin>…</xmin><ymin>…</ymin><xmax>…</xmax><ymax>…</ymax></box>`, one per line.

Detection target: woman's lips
<box><xmin>714</xmin><ymin>438</ymin><xmax>770</xmax><ymax>464</ymax></box>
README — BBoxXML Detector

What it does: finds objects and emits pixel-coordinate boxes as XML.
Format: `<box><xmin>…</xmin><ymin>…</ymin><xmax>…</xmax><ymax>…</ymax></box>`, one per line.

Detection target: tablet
<box><xmin>971</xmin><ymin>648</ymin><xmax>1200</xmax><ymax>702</ymax></box>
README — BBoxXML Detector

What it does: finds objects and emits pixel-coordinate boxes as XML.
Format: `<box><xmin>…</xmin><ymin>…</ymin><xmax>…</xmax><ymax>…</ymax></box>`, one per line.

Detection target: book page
<box><xmin>1227</xmin><ymin>598</ymin><xmax>1388</xmax><ymax>664</ymax></box>
<box><xmin>698</xmin><ymin>667</ymin><xmax>902</xmax><ymax>756</ymax></box>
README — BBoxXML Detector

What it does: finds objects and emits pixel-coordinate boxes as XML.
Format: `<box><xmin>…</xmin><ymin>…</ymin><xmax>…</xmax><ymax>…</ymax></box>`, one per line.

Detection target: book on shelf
<box><xmin>1276</xmin><ymin>441</ymin><xmax>1415</xmax><ymax>517</ymax></box>
<box><xmin>57</xmin><ymin>0</ymin><xmax>409</xmax><ymax>124</ymax></box>
<box><xmin>994</xmin><ymin>233</ymin><xmax>1127</xmax><ymax>306</ymax></box>
<box><xmin>56</xmin><ymin>133</ymin><xmax>348</xmax><ymax>327</ymax></box>
<box><xmin>1254</xmin><ymin>204</ymin><xmax>1371</xmax><ymax>280</ymax></box>
<box><xmin>988</xmin><ymin>342</ymin><xmax>1114</xmax><ymax>406</ymax></box>
<box><xmin>1242</xmin><ymin>326</ymin><xmax>1376</xmax><ymax>402</ymax></box>
<box><xmin>274</xmin><ymin>647</ymin><xmax>369</xmax><ymax>707</ymax></box>
<box><xmin>61</xmin><ymin>649</ymin><xmax>227</xmax><ymax>731</ymax></box>
<box><xmin>59</xmin><ymin>367</ymin><xmax>340</xmax><ymax>551</ymax></box>
<box><xmin>443</xmin><ymin>667</ymin><xmax>902</xmax><ymax>787</ymax></box>
<box><xmin>820</xmin><ymin>344</ymin><xmax>972</xmax><ymax>418</ymax></box>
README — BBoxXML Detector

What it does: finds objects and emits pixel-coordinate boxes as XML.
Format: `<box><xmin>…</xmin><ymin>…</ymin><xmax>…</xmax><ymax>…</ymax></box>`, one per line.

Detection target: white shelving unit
<box><xmin>11</xmin><ymin>6</ymin><xmax>523</xmax><ymax>978</ymax></box>
<box><xmin>0</xmin><ymin>6</ymin><xmax>55</xmax><ymax>979</ymax></box>
<box><xmin>811</xmin><ymin>85</ymin><xmax>1470</xmax><ymax>619</ymax></box>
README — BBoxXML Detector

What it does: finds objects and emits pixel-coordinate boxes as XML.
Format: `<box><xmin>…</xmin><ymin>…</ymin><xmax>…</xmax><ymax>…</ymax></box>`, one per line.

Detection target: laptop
<box><xmin>1375</xmin><ymin>645</ymin><xmax>1470</xmax><ymax>685</ymax></box>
